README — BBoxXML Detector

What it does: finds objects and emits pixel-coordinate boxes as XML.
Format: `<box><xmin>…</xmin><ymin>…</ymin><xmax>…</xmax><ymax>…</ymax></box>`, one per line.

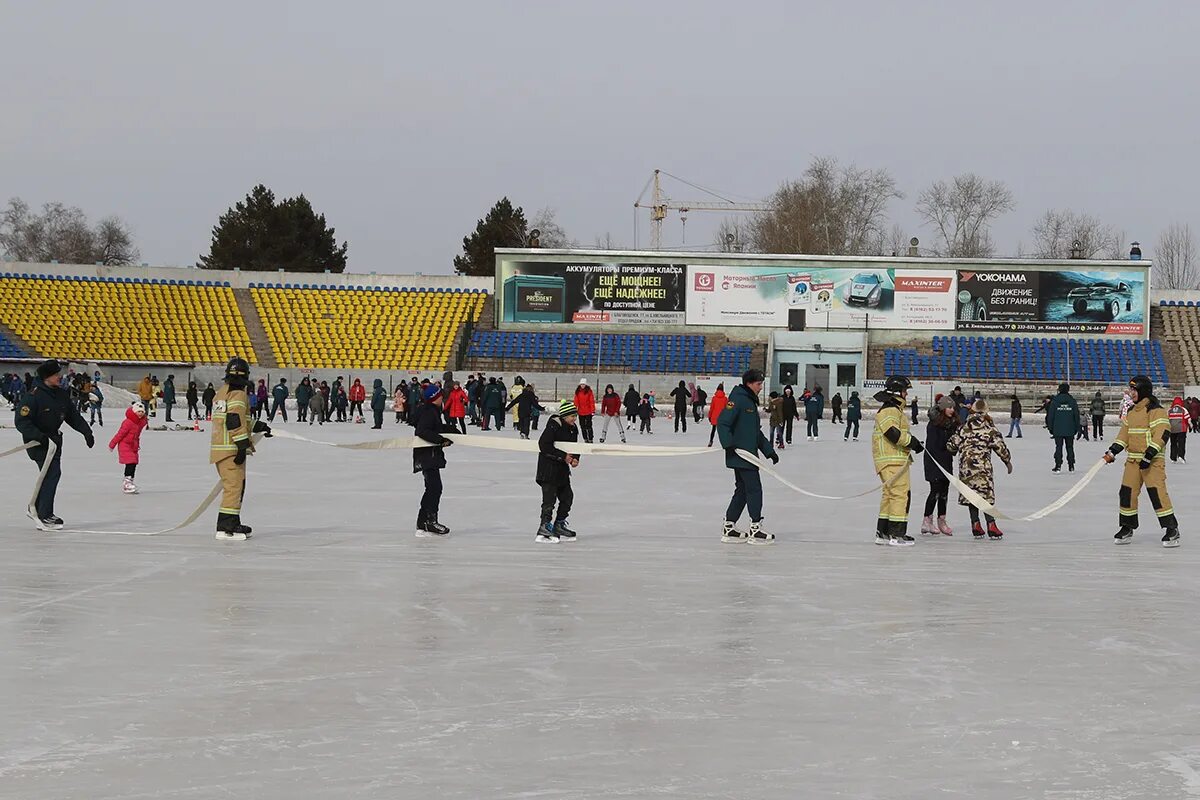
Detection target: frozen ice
<box><xmin>2</xmin><ymin>417</ymin><xmax>1200</xmax><ymax>799</ymax></box>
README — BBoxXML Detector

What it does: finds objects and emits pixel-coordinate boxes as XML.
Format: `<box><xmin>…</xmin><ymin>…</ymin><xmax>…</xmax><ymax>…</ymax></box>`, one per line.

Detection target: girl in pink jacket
<box><xmin>109</xmin><ymin>400</ymin><xmax>149</xmax><ymax>494</ymax></box>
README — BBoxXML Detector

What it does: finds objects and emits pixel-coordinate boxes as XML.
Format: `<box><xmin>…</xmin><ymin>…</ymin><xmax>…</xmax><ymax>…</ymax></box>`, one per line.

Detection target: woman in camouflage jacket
<box><xmin>947</xmin><ymin>399</ymin><xmax>1013</xmax><ymax>540</ymax></box>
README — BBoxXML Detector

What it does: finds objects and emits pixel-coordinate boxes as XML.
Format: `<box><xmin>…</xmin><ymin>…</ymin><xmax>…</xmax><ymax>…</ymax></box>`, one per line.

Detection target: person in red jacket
<box><xmin>109</xmin><ymin>400</ymin><xmax>149</xmax><ymax>494</ymax></box>
<box><xmin>446</xmin><ymin>382</ymin><xmax>469</xmax><ymax>434</ymax></box>
<box><xmin>707</xmin><ymin>383</ymin><xmax>728</xmax><ymax>447</ymax></box>
<box><xmin>574</xmin><ymin>379</ymin><xmax>597</xmax><ymax>443</ymax></box>
<box><xmin>348</xmin><ymin>378</ymin><xmax>367</xmax><ymax>419</ymax></box>
<box><xmin>598</xmin><ymin>383</ymin><xmax>626</xmax><ymax>443</ymax></box>
<box><xmin>1169</xmin><ymin>395</ymin><xmax>1189</xmax><ymax>463</ymax></box>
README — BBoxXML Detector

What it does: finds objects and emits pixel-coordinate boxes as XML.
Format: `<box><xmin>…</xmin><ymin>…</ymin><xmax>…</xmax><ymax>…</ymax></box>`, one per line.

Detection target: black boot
<box><xmin>1162</xmin><ymin>528</ymin><xmax>1180</xmax><ymax>548</ymax></box>
<box><xmin>1114</xmin><ymin>525</ymin><xmax>1134</xmax><ymax>545</ymax></box>
<box><xmin>888</xmin><ymin>520</ymin><xmax>914</xmax><ymax>547</ymax></box>
<box><xmin>874</xmin><ymin>518</ymin><xmax>890</xmax><ymax>545</ymax></box>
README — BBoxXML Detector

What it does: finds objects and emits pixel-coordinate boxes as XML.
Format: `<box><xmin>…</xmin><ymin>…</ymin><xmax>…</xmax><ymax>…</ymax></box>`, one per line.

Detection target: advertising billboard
<box><xmin>498</xmin><ymin>260</ymin><xmax>686</xmax><ymax>325</ymax></box>
<box><xmin>955</xmin><ymin>269</ymin><xmax>1146</xmax><ymax>334</ymax></box>
<box><xmin>686</xmin><ymin>265</ymin><xmax>957</xmax><ymax>330</ymax></box>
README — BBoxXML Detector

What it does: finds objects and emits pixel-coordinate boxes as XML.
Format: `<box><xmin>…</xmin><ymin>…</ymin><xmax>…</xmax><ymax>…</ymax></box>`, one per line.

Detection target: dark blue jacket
<box><xmin>716</xmin><ymin>384</ymin><xmax>776</xmax><ymax>469</ymax></box>
<box><xmin>370</xmin><ymin>379</ymin><xmax>387</xmax><ymax>411</ymax></box>
<box><xmin>804</xmin><ymin>392</ymin><xmax>825</xmax><ymax>420</ymax></box>
<box><xmin>1047</xmin><ymin>392</ymin><xmax>1080</xmax><ymax>437</ymax></box>
<box><xmin>15</xmin><ymin>380</ymin><xmax>91</xmax><ymax>447</ymax></box>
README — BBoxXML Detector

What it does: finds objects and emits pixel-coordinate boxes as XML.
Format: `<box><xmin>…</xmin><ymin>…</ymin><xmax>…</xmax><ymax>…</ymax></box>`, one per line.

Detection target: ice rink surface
<box><xmin>2</xmin><ymin>415</ymin><xmax>1200</xmax><ymax>799</ymax></box>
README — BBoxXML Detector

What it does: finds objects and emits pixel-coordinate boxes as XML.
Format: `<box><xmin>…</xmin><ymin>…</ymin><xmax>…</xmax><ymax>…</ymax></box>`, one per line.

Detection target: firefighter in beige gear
<box><xmin>1104</xmin><ymin>375</ymin><xmax>1180</xmax><ymax>548</ymax></box>
<box><xmin>871</xmin><ymin>375</ymin><xmax>924</xmax><ymax>547</ymax></box>
<box><xmin>210</xmin><ymin>357</ymin><xmax>271</xmax><ymax>541</ymax></box>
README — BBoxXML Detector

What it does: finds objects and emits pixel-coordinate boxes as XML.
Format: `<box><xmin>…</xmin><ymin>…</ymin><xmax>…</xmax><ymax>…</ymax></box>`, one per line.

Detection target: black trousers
<box><xmin>124</xmin><ymin>463</ymin><xmax>137</xmax><ymax>478</ymax></box>
<box><xmin>783</xmin><ymin>417</ymin><xmax>794</xmax><ymax>444</ymax></box>
<box><xmin>298</xmin><ymin>404</ymin><xmax>308</xmax><ymax>422</ymax></box>
<box><xmin>674</xmin><ymin>410</ymin><xmax>687</xmax><ymax>433</ymax></box>
<box><xmin>419</xmin><ymin>469</ymin><xmax>443</xmax><ymax>523</ymax></box>
<box><xmin>806</xmin><ymin>418</ymin><xmax>819</xmax><ymax>437</ymax></box>
<box><xmin>725</xmin><ymin>468</ymin><xmax>763</xmax><ymax>523</ymax></box>
<box><xmin>164</xmin><ymin>402</ymin><xmax>174</xmax><ymax>422</ymax></box>
<box><xmin>626</xmin><ymin>410</ymin><xmax>637</xmax><ymax>425</ymax></box>
<box><xmin>923</xmin><ymin>478</ymin><xmax>949</xmax><ymax>516</ymax></box>
<box><xmin>1093</xmin><ymin>415</ymin><xmax>1104</xmax><ymax>439</ymax></box>
<box><xmin>372</xmin><ymin>409</ymin><xmax>384</xmax><ymax>428</ymax></box>
<box><xmin>969</xmin><ymin>506</ymin><xmax>996</xmax><ymax>526</ymax></box>
<box><xmin>188</xmin><ymin>401</ymin><xmax>200</xmax><ymax>419</ymax></box>
<box><xmin>349</xmin><ymin>400</ymin><xmax>364</xmax><ymax>418</ymax></box>
<box><xmin>1170</xmin><ymin>431</ymin><xmax>1187</xmax><ymax>461</ymax></box>
<box><xmin>27</xmin><ymin>445</ymin><xmax>61</xmax><ymax>520</ymax></box>
<box><xmin>832</xmin><ymin>408</ymin><xmax>843</xmax><ymax>423</ymax></box>
<box><xmin>709</xmin><ymin>424</ymin><xmax>718</xmax><ymax>446</ymax></box>
<box><xmin>844</xmin><ymin>420</ymin><xmax>859</xmax><ymax>439</ymax></box>
<box><xmin>518</xmin><ymin>415</ymin><xmax>531</xmax><ymax>437</ymax></box>
<box><xmin>204</xmin><ymin>402</ymin><xmax>213</xmax><ymax>419</ymax></box>
<box><xmin>580</xmin><ymin>415</ymin><xmax>594</xmax><ymax>441</ymax></box>
<box><xmin>270</xmin><ymin>398</ymin><xmax>288</xmax><ymax>421</ymax></box>
<box><xmin>693</xmin><ymin>403</ymin><xmax>704</xmax><ymax>422</ymax></box>
<box><xmin>540</xmin><ymin>481</ymin><xmax>574</xmax><ymax>523</ymax></box>
<box><xmin>1054</xmin><ymin>436</ymin><xmax>1076</xmax><ymax>468</ymax></box>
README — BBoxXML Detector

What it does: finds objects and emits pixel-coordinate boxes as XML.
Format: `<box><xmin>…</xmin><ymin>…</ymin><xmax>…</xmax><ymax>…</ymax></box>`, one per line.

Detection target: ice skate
<box><xmin>874</xmin><ymin>520</ymin><xmax>890</xmax><ymax>545</ymax></box>
<box><xmin>1162</xmin><ymin>528</ymin><xmax>1180</xmax><ymax>548</ymax></box>
<box><xmin>852</xmin><ymin>437</ymin><xmax>858</xmax><ymax>442</ymax></box>
<box><xmin>215</xmin><ymin>516</ymin><xmax>251</xmax><ymax>541</ymax></box>
<box><xmin>972</xmin><ymin>522</ymin><xmax>985</xmax><ymax>539</ymax></box>
<box><xmin>1051</xmin><ymin>466</ymin><xmax>1061</xmax><ymax>473</ymax></box>
<box><xmin>747</xmin><ymin>520</ymin><xmax>775</xmax><ymax>545</ymax></box>
<box><xmin>536</xmin><ymin>521</ymin><xmax>559</xmax><ymax>543</ymax></box>
<box><xmin>553</xmin><ymin>519</ymin><xmax>577</xmax><ymax>542</ymax></box>
<box><xmin>215</xmin><ymin>529</ymin><xmax>251</xmax><ymax>541</ymax></box>
<box><xmin>722</xmin><ymin>520</ymin><xmax>748</xmax><ymax>543</ymax></box>
<box><xmin>936</xmin><ymin>516</ymin><xmax>953</xmax><ymax>535</ymax></box>
<box><xmin>888</xmin><ymin>533</ymin><xmax>915</xmax><ymax>547</ymax></box>
<box><xmin>415</xmin><ymin>517</ymin><xmax>450</xmax><ymax>537</ymax></box>
<box><xmin>920</xmin><ymin>515</ymin><xmax>937</xmax><ymax>535</ymax></box>
<box><xmin>599</xmin><ymin>435</ymin><xmax>605</xmax><ymax>443</ymax></box>
<box><xmin>1114</xmin><ymin>526</ymin><xmax>1134</xmax><ymax>545</ymax></box>
<box><xmin>122</xmin><ymin>477</ymin><xmax>138</xmax><ymax>494</ymax></box>
<box><xmin>986</xmin><ymin>522</ymin><xmax>1004</xmax><ymax>540</ymax></box>
<box><xmin>33</xmin><ymin>513</ymin><xmax>64</xmax><ymax>531</ymax></box>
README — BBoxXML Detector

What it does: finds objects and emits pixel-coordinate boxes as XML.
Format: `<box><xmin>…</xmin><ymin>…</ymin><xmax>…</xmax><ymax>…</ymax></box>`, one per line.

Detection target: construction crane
<box><xmin>634</xmin><ymin>169</ymin><xmax>768</xmax><ymax>250</ymax></box>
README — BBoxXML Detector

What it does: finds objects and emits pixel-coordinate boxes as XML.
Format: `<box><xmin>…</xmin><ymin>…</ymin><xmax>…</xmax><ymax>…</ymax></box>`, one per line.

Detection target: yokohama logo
<box><xmin>694</xmin><ymin>272</ymin><xmax>715</xmax><ymax>292</ymax></box>
<box><xmin>961</xmin><ymin>271</ymin><xmax>1027</xmax><ymax>282</ymax></box>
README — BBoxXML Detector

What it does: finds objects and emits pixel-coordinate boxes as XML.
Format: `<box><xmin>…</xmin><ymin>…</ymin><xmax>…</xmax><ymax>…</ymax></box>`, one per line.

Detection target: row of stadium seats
<box><xmin>251</xmin><ymin>285</ymin><xmax>486</xmax><ymax>370</ymax></box>
<box><xmin>1156</xmin><ymin>304</ymin><xmax>1200</xmax><ymax>384</ymax></box>
<box><xmin>885</xmin><ymin>336</ymin><xmax>1168</xmax><ymax>384</ymax></box>
<box><xmin>1159</xmin><ymin>300</ymin><xmax>1200</xmax><ymax>306</ymax></box>
<box><xmin>247</xmin><ymin>282</ymin><xmax>485</xmax><ymax>293</ymax></box>
<box><xmin>467</xmin><ymin>332</ymin><xmax>753</xmax><ymax>374</ymax></box>
<box><xmin>0</xmin><ymin>273</ymin><xmax>255</xmax><ymax>364</ymax></box>
<box><xmin>0</xmin><ymin>329</ymin><xmax>30</xmax><ymax>358</ymax></box>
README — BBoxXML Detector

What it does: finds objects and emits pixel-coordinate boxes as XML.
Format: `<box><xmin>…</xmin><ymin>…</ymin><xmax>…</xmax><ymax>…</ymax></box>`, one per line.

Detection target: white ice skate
<box><xmin>215</xmin><ymin>530</ymin><xmax>251</xmax><ymax>541</ymax></box>
<box><xmin>746</xmin><ymin>521</ymin><xmax>775</xmax><ymax>545</ymax></box>
<box><xmin>721</xmin><ymin>520</ymin><xmax>747</xmax><ymax>543</ymax></box>
<box><xmin>123</xmin><ymin>477</ymin><xmax>138</xmax><ymax>495</ymax></box>
<box><xmin>920</xmin><ymin>516</ymin><xmax>937</xmax><ymax>535</ymax></box>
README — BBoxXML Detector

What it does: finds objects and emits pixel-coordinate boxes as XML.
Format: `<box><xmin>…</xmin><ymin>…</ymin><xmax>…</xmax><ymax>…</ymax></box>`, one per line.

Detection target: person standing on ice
<box><xmin>370</xmin><ymin>378</ymin><xmax>387</xmax><ymax>429</ymax></box>
<box><xmin>348</xmin><ymin>378</ymin><xmax>366</xmax><ymax>420</ymax></box>
<box><xmin>780</xmin><ymin>385</ymin><xmax>798</xmax><ymax>445</ymax></box>
<box><xmin>670</xmin><ymin>380</ymin><xmax>690</xmax><ymax>433</ymax></box>
<box><xmin>210</xmin><ymin>357</ymin><xmax>271</xmax><ymax>541</ymax></box>
<box><xmin>1006</xmin><ymin>394</ymin><xmax>1023</xmax><ymax>438</ymax></box>
<box><xmin>162</xmin><ymin>375</ymin><xmax>177</xmax><ymax>422</ymax></box>
<box><xmin>717</xmin><ymin>368</ymin><xmax>778</xmax><ymax>545</ymax></box>
<box><xmin>88</xmin><ymin>382</ymin><xmax>104</xmax><ymax>427</ymax></box>
<box><xmin>1090</xmin><ymin>391</ymin><xmax>1107</xmax><ymax>439</ymax></box>
<box><xmin>1104</xmin><ymin>376</ymin><xmax>1180</xmax><ymax>547</ymax></box>
<box><xmin>109</xmin><ymin>400</ymin><xmax>148</xmax><ymax>494</ymax></box>
<box><xmin>202</xmin><ymin>382</ymin><xmax>216</xmax><ymax>420</ymax></box>
<box><xmin>270</xmin><ymin>378</ymin><xmax>289</xmax><ymax>422</ymax></box>
<box><xmin>843</xmin><ymin>391</ymin><xmax>862</xmax><ymax>441</ymax></box>
<box><xmin>393</xmin><ymin>383</ymin><xmax>406</xmax><ymax>424</ymax></box>
<box><xmin>186</xmin><ymin>380</ymin><xmax>200</xmax><ymax>421</ymax></box>
<box><xmin>574</xmin><ymin>379</ymin><xmax>597</xmax><ymax>443</ymax></box>
<box><xmin>412</xmin><ymin>384</ymin><xmax>456</xmax><ymax>537</ymax></box>
<box><xmin>706</xmin><ymin>383</ymin><xmax>727</xmax><ymax>447</ymax></box>
<box><xmin>623</xmin><ymin>383</ymin><xmax>640</xmax><ymax>428</ymax></box>
<box><xmin>920</xmin><ymin>395</ymin><xmax>958</xmax><ymax>536</ymax></box>
<box><xmin>598</xmin><ymin>384</ymin><xmax>626</xmax><ymax>443</ymax></box>
<box><xmin>871</xmin><ymin>376</ymin><xmax>923</xmax><ymax>546</ymax></box>
<box><xmin>535</xmin><ymin>399</ymin><xmax>583</xmax><ymax>543</ymax></box>
<box><xmin>1168</xmin><ymin>395</ymin><xmax>1188</xmax><ymax>463</ymax></box>
<box><xmin>804</xmin><ymin>386</ymin><xmax>824</xmax><ymax>441</ymax></box>
<box><xmin>946</xmin><ymin>399</ymin><xmax>1011</xmax><ymax>540</ymax></box>
<box><xmin>1047</xmin><ymin>383</ymin><xmax>1080</xmax><ymax>473</ymax></box>
<box><xmin>295</xmin><ymin>378</ymin><xmax>312</xmax><ymax>423</ymax></box>
<box><xmin>308</xmin><ymin>383</ymin><xmax>326</xmax><ymax>426</ymax></box>
<box><xmin>14</xmin><ymin>359</ymin><xmax>95</xmax><ymax>530</ymax></box>
<box><xmin>830</xmin><ymin>392</ymin><xmax>843</xmax><ymax>424</ymax></box>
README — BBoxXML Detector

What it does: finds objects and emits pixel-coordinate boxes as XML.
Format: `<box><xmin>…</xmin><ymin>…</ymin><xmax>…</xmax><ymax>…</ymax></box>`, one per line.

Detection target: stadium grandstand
<box><xmin>2</xmin><ymin>253</ymin><xmax>1199</xmax><ymax>405</ymax></box>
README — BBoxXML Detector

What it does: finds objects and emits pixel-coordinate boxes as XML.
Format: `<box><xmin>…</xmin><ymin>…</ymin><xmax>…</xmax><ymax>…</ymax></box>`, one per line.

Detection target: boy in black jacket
<box><xmin>413</xmin><ymin>384</ymin><xmax>457</xmax><ymax>537</ymax></box>
<box><xmin>536</xmin><ymin>399</ymin><xmax>582</xmax><ymax>543</ymax></box>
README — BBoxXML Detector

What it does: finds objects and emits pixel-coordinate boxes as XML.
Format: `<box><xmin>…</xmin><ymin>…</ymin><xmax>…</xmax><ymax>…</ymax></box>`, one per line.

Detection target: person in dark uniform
<box><xmin>14</xmin><ymin>359</ymin><xmax>94</xmax><ymax>529</ymax></box>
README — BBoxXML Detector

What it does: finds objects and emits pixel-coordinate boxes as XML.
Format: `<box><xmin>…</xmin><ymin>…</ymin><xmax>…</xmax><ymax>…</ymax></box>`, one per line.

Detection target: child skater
<box><xmin>109</xmin><ymin>400</ymin><xmax>149</xmax><ymax>494</ymax></box>
<box><xmin>946</xmin><ymin>398</ymin><xmax>1013</xmax><ymax>540</ymax></box>
<box><xmin>536</xmin><ymin>399</ymin><xmax>582</xmax><ymax>543</ymax></box>
<box><xmin>638</xmin><ymin>393</ymin><xmax>653</xmax><ymax>435</ymax></box>
<box><xmin>920</xmin><ymin>394</ymin><xmax>959</xmax><ymax>535</ymax></box>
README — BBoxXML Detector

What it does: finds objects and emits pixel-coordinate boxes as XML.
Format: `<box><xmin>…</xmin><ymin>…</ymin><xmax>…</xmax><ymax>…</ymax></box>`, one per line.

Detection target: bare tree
<box><xmin>713</xmin><ymin>218</ymin><xmax>751</xmax><ymax>252</ymax></box>
<box><xmin>1154</xmin><ymin>223</ymin><xmax>1198</xmax><ymax>289</ymax></box>
<box><xmin>0</xmin><ymin>197</ymin><xmax>139</xmax><ymax>265</ymax></box>
<box><xmin>749</xmin><ymin>157</ymin><xmax>901</xmax><ymax>255</ymax></box>
<box><xmin>592</xmin><ymin>232</ymin><xmax>618</xmax><ymax>250</ymax></box>
<box><xmin>915</xmin><ymin>174</ymin><xmax>1014</xmax><ymax>257</ymax></box>
<box><xmin>528</xmin><ymin>207</ymin><xmax>577</xmax><ymax>249</ymax></box>
<box><xmin>1030</xmin><ymin>209</ymin><xmax>1121</xmax><ymax>259</ymax></box>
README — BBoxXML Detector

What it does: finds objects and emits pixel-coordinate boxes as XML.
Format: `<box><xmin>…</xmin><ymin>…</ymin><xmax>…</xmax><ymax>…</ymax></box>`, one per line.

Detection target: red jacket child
<box><xmin>109</xmin><ymin>403</ymin><xmax>148</xmax><ymax>464</ymax></box>
<box><xmin>349</xmin><ymin>380</ymin><xmax>366</xmax><ymax>404</ymax></box>
<box><xmin>601</xmin><ymin>392</ymin><xmax>622</xmax><ymax>416</ymax></box>
<box><xmin>446</xmin><ymin>386</ymin><xmax>468</xmax><ymax>419</ymax></box>
<box><xmin>574</xmin><ymin>382</ymin><xmax>596</xmax><ymax>416</ymax></box>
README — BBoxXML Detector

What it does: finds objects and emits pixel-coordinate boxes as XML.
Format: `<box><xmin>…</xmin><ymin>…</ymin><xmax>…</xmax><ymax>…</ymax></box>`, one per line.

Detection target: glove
<box><xmin>1139</xmin><ymin>457</ymin><xmax>1153</xmax><ymax>470</ymax></box>
<box><xmin>233</xmin><ymin>441</ymin><xmax>249</xmax><ymax>465</ymax></box>
<box><xmin>252</xmin><ymin>420</ymin><xmax>272</xmax><ymax>438</ymax></box>
<box><xmin>442</xmin><ymin>439</ymin><xmax>453</xmax><ymax>447</ymax></box>
<box><xmin>1103</xmin><ymin>451</ymin><xmax>1116</xmax><ymax>464</ymax></box>
<box><xmin>908</xmin><ymin>438</ymin><xmax>924</xmax><ymax>454</ymax></box>
<box><xmin>769</xmin><ymin>453</ymin><xmax>779</xmax><ymax>465</ymax></box>
<box><xmin>725</xmin><ymin>447</ymin><xmax>737</xmax><ymax>459</ymax></box>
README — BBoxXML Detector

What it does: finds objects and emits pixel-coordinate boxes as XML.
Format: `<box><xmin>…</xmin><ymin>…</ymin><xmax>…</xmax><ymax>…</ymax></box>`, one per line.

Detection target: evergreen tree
<box><xmin>199</xmin><ymin>185</ymin><xmax>348</xmax><ymax>272</ymax></box>
<box><xmin>453</xmin><ymin>197</ymin><xmax>527</xmax><ymax>276</ymax></box>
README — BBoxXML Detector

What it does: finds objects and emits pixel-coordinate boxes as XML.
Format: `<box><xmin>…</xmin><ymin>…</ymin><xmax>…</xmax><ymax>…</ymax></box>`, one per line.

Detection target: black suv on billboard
<box><xmin>1067</xmin><ymin>281</ymin><xmax>1133</xmax><ymax>321</ymax></box>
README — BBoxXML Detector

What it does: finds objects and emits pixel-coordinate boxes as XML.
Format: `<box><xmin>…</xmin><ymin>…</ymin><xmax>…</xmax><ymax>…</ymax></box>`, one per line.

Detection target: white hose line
<box><xmin>930</xmin><ymin>457</ymin><xmax>1107</xmax><ymax>522</ymax></box>
<box><xmin>1</xmin><ymin>441</ymin><xmax>36</xmax><ymax>459</ymax></box>
<box><xmin>735</xmin><ymin>449</ymin><xmax>912</xmax><ymax>500</ymax></box>
<box><xmin>270</xmin><ymin>428</ymin><xmax>720</xmax><ymax>457</ymax></box>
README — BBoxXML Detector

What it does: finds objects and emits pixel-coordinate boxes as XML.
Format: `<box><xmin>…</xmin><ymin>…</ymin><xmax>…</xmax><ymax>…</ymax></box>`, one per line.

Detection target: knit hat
<box><xmin>36</xmin><ymin>359</ymin><xmax>61</xmax><ymax>380</ymax></box>
<box><xmin>971</xmin><ymin>398</ymin><xmax>988</xmax><ymax>413</ymax></box>
<box><xmin>579</xmin><ymin>378</ymin><xmax>588</xmax><ymax>386</ymax></box>
<box><xmin>558</xmin><ymin>399</ymin><xmax>578</xmax><ymax>417</ymax></box>
<box><xmin>423</xmin><ymin>385</ymin><xmax>442</xmax><ymax>401</ymax></box>
<box><xmin>936</xmin><ymin>395</ymin><xmax>955</xmax><ymax>413</ymax></box>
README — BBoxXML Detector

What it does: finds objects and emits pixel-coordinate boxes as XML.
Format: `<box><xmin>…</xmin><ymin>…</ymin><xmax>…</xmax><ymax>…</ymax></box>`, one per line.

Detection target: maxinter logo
<box><xmin>961</xmin><ymin>271</ymin><xmax>1027</xmax><ymax>282</ymax></box>
<box><xmin>895</xmin><ymin>276</ymin><xmax>952</xmax><ymax>293</ymax></box>
<box><xmin>694</xmin><ymin>272</ymin><xmax>715</xmax><ymax>292</ymax></box>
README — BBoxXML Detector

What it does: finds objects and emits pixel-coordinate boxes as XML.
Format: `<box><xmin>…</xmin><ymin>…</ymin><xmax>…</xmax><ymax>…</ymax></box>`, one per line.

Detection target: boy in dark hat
<box><xmin>535</xmin><ymin>399</ymin><xmax>582</xmax><ymax>543</ymax></box>
<box><xmin>14</xmin><ymin>359</ymin><xmax>95</xmax><ymax>529</ymax></box>
<box><xmin>716</xmin><ymin>368</ymin><xmax>778</xmax><ymax>544</ymax></box>
<box><xmin>413</xmin><ymin>384</ymin><xmax>457</xmax><ymax>537</ymax></box>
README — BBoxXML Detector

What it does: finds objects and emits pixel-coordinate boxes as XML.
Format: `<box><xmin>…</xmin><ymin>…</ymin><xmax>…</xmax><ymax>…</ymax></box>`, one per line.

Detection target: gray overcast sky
<box><xmin>3</xmin><ymin>1</ymin><xmax>1197</xmax><ymax>272</ymax></box>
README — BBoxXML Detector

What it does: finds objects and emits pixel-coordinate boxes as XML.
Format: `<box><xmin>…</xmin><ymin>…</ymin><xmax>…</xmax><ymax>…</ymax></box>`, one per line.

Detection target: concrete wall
<box><xmin>0</xmin><ymin>261</ymin><xmax>492</xmax><ymax>291</ymax></box>
<box><xmin>767</xmin><ymin>331</ymin><xmax>867</xmax><ymax>394</ymax></box>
